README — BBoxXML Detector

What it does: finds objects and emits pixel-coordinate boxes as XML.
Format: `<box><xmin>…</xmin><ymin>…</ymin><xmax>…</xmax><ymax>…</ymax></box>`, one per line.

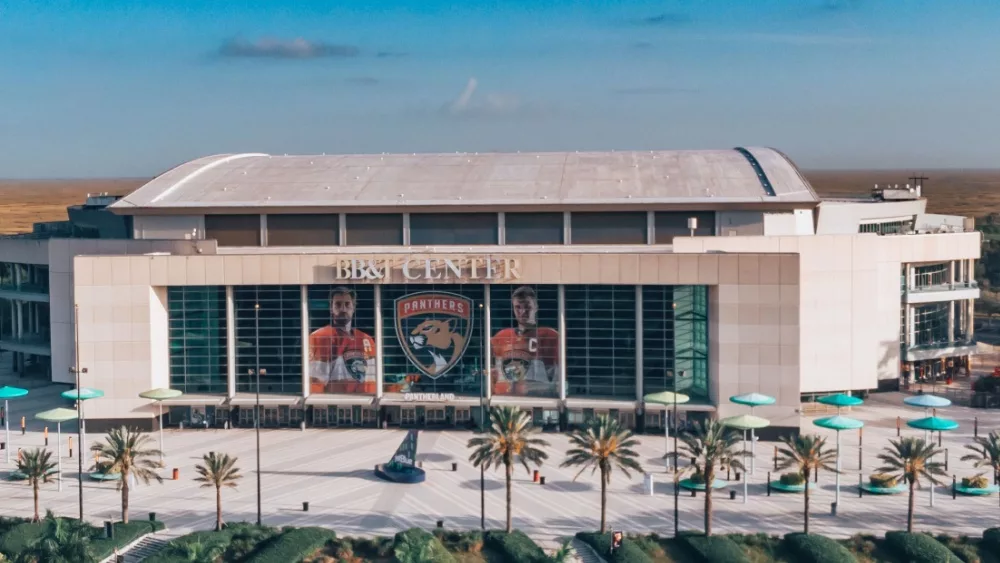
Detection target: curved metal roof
<box><xmin>111</xmin><ymin>148</ymin><xmax>818</xmax><ymax>211</ymax></box>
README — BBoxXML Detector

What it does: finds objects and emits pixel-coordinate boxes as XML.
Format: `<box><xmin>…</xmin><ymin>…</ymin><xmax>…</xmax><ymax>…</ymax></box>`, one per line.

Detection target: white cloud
<box><xmin>442</xmin><ymin>78</ymin><xmax>532</xmax><ymax>118</ymax></box>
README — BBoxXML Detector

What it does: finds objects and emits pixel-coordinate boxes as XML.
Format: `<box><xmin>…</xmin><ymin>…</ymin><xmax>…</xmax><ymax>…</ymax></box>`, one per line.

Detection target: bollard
<box><xmin>104</xmin><ymin>521</ymin><xmax>114</xmax><ymax>539</ymax></box>
<box><xmin>68</xmin><ymin>437</ymin><xmax>73</xmax><ymax>458</ymax></box>
<box><xmin>859</xmin><ymin>474</ymin><xmax>863</xmax><ymax>497</ymax></box>
<box><xmin>437</xmin><ymin>520</ymin><xmax>444</xmax><ymax>529</ymax></box>
<box><xmin>767</xmin><ymin>472</ymin><xmax>771</xmax><ymax>496</ymax></box>
<box><xmin>975</xmin><ymin>417</ymin><xmax>979</xmax><ymax>438</ymax></box>
<box><xmin>945</xmin><ymin>449</ymin><xmax>949</xmax><ymax>471</ymax></box>
<box><xmin>831</xmin><ymin>502</ymin><xmax>837</xmax><ymax>516</ymax></box>
<box><xmin>44</xmin><ymin>427</ymin><xmax>48</xmax><ymax>447</ymax></box>
<box><xmin>21</xmin><ymin>416</ymin><xmax>25</xmax><ymax>435</ymax></box>
<box><xmin>896</xmin><ymin>416</ymin><xmax>900</xmax><ymax>437</ymax></box>
<box><xmin>730</xmin><ymin>490</ymin><xmax>736</xmax><ymax>500</ymax></box>
<box><xmin>452</xmin><ymin>462</ymin><xmax>458</xmax><ymax>472</ymax></box>
<box><xmin>952</xmin><ymin>476</ymin><xmax>957</xmax><ymax>499</ymax></box>
<box><xmin>172</xmin><ymin>468</ymin><xmax>179</xmax><ymax>480</ymax></box>
<box><xmin>815</xmin><ymin>468</ymin><xmax>819</xmax><ymax>483</ymax></box>
<box><xmin>303</xmin><ymin>502</ymin><xmax>309</xmax><ymax>512</ymax></box>
<box><xmin>539</xmin><ymin>476</ymin><xmax>546</xmax><ymax>485</ymax></box>
<box><xmin>735</xmin><ymin>471</ymin><xmax>741</xmax><ymax>482</ymax></box>
<box><xmin>774</xmin><ymin>447</ymin><xmax>778</xmax><ymax>471</ymax></box>
<box><xmin>727</xmin><ymin>467</ymin><xmax>731</xmax><ymax>481</ymax></box>
<box><xmin>533</xmin><ymin>470</ymin><xmax>539</xmax><ymax>483</ymax></box>
<box><xmin>149</xmin><ymin>512</ymin><xmax>156</xmax><ymax>522</ymax></box>
<box><xmin>938</xmin><ymin>431</ymin><xmax>942</xmax><ymax>448</ymax></box>
<box><xmin>691</xmin><ymin>489</ymin><xmax>696</xmax><ymax>497</ymax></box>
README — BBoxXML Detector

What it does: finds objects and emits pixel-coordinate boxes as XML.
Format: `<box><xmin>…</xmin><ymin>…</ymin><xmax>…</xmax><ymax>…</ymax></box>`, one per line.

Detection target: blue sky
<box><xmin>1</xmin><ymin>0</ymin><xmax>998</xmax><ymax>178</ymax></box>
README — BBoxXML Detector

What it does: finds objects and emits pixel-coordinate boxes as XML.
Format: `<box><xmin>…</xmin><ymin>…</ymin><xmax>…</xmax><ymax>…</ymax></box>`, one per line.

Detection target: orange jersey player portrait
<box><xmin>308</xmin><ymin>287</ymin><xmax>377</xmax><ymax>394</ymax></box>
<box><xmin>490</xmin><ymin>285</ymin><xmax>558</xmax><ymax>396</ymax></box>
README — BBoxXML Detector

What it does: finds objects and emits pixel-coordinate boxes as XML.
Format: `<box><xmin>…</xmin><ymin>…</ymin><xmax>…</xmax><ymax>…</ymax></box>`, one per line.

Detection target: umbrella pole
<box><xmin>743</xmin><ymin>429</ymin><xmax>748</xmax><ymax>504</ymax></box>
<box><xmin>81</xmin><ymin>401</ymin><xmax>86</xmax><ymax>459</ymax></box>
<box><xmin>4</xmin><ymin>399</ymin><xmax>9</xmax><ymax>465</ymax></box>
<box><xmin>665</xmin><ymin>412</ymin><xmax>670</xmax><ymax>471</ymax></box>
<box><xmin>750</xmin><ymin>406</ymin><xmax>756</xmax><ymax>475</ymax></box>
<box><xmin>159</xmin><ymin>402</ymin><xmax>164</xmax><ymax>465</ymax></box>
<box><xmin>835</xmin><ymin>430</ymin><xmax>841</xmax><ymax>507</ymax></box>
<box><xmin>57</xmin><ymin>422</ymin><xmax>63</xmax><ymax>492</ymax></box>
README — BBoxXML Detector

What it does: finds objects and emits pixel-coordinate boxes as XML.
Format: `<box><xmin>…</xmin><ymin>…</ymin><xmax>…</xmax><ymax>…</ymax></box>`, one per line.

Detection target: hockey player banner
<box><xmin>308</xmin><ymin>285</ymin><xmax>378</xmax><ymax>394</ymax></box>
<box><xmin>489</xmin><ymin>285</ymin><xmax>559</xmax><ymax>397</ymax></box>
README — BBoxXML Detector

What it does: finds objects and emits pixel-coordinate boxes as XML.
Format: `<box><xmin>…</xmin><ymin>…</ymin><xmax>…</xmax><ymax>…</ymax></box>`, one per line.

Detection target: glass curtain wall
<box><xmin>488</xmin><ymin>284</ymin><xmax>559</xmax><ymax>397</ymax></box>
<box><xmin>234</xmin><ymin>285</ymin><xmax>303</xmax><ymax>394</ymax></box>
<box><xmin>167</xmin><ymin>286</ymin><xmax>228</xmax><ymax>393</ymax></box>
<box><xmin>564</xmin><ymin>285</ymin><xmax>637</xmax><ymax>398</ymax></box>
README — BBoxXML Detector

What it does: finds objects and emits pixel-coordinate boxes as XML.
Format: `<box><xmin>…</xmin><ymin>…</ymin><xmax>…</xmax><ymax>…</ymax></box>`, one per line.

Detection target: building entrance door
<box><xmin>312</xmin><ymin>407</ymin><xmax>328</xmax><ymax>427</ymax></box>
<box><xmin>263</xmin><ymin>408</ymin><xmax>279</xmax><ymax>427</ymax></box>
<box><xmin>337</xmin><ymin>407</ymin><xmax>353</xmax><ymax>426</ymax></box>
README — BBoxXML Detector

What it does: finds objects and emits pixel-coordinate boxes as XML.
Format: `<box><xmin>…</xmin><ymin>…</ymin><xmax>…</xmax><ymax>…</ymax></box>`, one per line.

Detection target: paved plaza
<box><xmin>2</xmin><ymin>386</ymin><xmax>1000</xmax><ymax>550</ymax></box>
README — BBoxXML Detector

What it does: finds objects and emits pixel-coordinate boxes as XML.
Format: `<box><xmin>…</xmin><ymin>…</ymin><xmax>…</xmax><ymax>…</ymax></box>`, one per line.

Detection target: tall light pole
<box><xmin>250</xmin><ymin>302</ymin><xmax>264</xmax><ymax>526</ymax></box>
<box><xmin>71</xmin><ymin>303</ymin><xmax>87</xmax><ymax>521</ymax></box>
<box><xmin>478</xmin><ymin>301</ymin><xmax>485</xmax><ymax>530</ymax></box>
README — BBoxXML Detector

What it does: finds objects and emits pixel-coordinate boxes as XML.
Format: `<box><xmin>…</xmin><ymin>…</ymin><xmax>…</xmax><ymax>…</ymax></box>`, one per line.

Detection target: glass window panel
<box><xmin>571</xmin><ymin>213</ymin><xmax>646</xmax><ymax>245</ymax></box>
<box><xmin>381</xmin><ymin>284</ymin><xmax>486</xmax><ymax>396</ymax></box>
<box><xmin>654</xmin><ymin>212</ymin><xmax>716</xmax><ymax>243</ymax></box>
<box><xmin>410</xmin><ymin>213</ymin><xmax>498</xmax><ymax>245</ymax></box>
<box><xmin>205</xmin><ymin>215</ymin><xmax>261</xmax><ymax>247</ymax></box>
<box><xmin>504</xmin><ymin>213</ymin><xmax>563</xmax><ymax>245</ymax></box>
<box><xmin>266</xmin><ymin>214</ymin><xmax>338</xmax><ymax>246</ymax></box>
<box><xmin>489</xmin><ymin>285</ymin><xmax>559</xmax><ymax>397</ymax></box>
<box><xmin>306</xmin><ymin>285</ymin><xmax>377</xmax><ymax>394</ymax></box>
<box><xmin>345</xmin><ymin>214</ymin><xmax>403</xmax><ymax>246</ymax></box>
<box><xmin>167</xmin><ymin>286</ymin><xmax>228</xmax><ymax>394</ymax></box>
<box><xmin>645</xmin><ymin>285</ymin><xmax>709</xmax><ymax>399</ymax></box>
<box><xmin>565</xmin><ymin>285</ymin><xmax>636</xmax><ymax>398</ymax></box>
<box><xmin>234</xmin><ymin>286</ymin><xmax>303</xmax><ymax>394</ymax></box>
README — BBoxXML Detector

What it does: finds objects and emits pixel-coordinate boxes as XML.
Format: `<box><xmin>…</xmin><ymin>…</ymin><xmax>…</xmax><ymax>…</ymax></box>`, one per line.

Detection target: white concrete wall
<box><xmin>815</xmin><ymin>199</ymin><xmax>926</xmax><ymax>235</ymax></box>
<box><xmin>133</xmin><ymin>215</ymin><xmax>205</xmax><ymax>240</ymax></box>
<box><xmin>762</xmin><ymin>211</ymin><xmax>814</xmax><ymax>236</ymax></box>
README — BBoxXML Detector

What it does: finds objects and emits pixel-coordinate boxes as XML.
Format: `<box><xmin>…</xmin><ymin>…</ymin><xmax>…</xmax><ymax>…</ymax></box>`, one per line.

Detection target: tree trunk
<box><xmin>803</xmin><ymin>468</ymin><xmax>811</xmax><ymax>534</ymax></box>
<box><xmin>122</xmin><ymin>472</ymin><xmax>131</xmax><ymax>524</ymax></box>
<box><xmin>600</xmin><ymin>469</ymin><xmax>607</xmax><ymax>534</ymax></box>
<box><xmin>32</xmin><ymin>481</ymin><xmax>40</xmax><ymax>522</ymax></box>
<box><xmin>216</xmin><ymin>486</ymin><xmax>223</xmax><ymax>531</ymax></box>
<box><xmin>704</xmin><ymin>466</ymin><xmax>714</xmax><ymax>536</ymax></box>
<box><xmin>505</xmin><ymin>462</ymin><xmax>513</xmax><ymax>533</ymax></box>
<box><xmin>907</xmin><ymin>477</ymin><xmax>915</xmax><ymax>533</ymax></box>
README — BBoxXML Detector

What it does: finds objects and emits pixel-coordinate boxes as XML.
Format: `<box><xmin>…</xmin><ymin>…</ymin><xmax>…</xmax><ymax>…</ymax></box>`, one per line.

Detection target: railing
<box><xmin>906</xmin><ymin>337</ymin><xmax>976</xmax><ymax>353</ymax></box>
<box><xmin>905</xmin><ymin>281</ymin><xmax>978</xmax><ymax>294</ymax></box>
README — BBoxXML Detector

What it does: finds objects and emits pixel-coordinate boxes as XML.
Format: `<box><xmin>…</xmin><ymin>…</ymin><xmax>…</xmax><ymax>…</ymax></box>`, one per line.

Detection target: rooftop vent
<box><xmin>872</xmin><ymin>176</ymin><xmax>926</xmax><ymax>201</ymax></box>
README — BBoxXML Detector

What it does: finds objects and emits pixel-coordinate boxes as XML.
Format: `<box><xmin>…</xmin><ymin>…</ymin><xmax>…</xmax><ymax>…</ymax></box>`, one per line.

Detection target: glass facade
<box><xmin>410</xmin><ymin>213</ymin><xmax>499</xmax><ymax>245</ymax></box>
<box><xmin>571</xmin><ymin>213</ymin><xmax>647</xmax><ymax>245</ymax></box>
<box><xmin>165</xmin><ymin>282</ymin><xmax>710</xmax><ymax>402</ymax></box>
<box><xmin>345</xmin><ymin>214</ymin><xmax>404</xmax><ymax>246</ymax></box>
<box><xmin>205</xmin><ymin>215</ymin><xmax>261</xmax><ymax>247</ymax></box>
<box><xmin>912</xmin><ymin>302</ymin><xmax>949</xmax><ymax>347</ymax></box>
<box><xmin>504</xmin><ymin>213</ymin><xmax>564</xmax><ymax>245</ymax></box>
<box><xmin>233</xmin><ymin>286</ymin><xmax>302</xmax><ymax>394</ymax></box>
<box><xmin>654</xmin><ymin>212</ymin><xmax>716</xmax><ymax>243</ymax></box>
<box><xmin>267</xmin><ymin>214</ymin><xmax>338</xmax><ymax>246</ymax></box>
<box><xmin>167</xmin><ymin>287</ymin><xmax>228</xmax><ymax>393</ymax></box>
<box><xmin>565</xmin><ymin>285</ymin><xmax>636</xmax><ymax>398</ymax></box>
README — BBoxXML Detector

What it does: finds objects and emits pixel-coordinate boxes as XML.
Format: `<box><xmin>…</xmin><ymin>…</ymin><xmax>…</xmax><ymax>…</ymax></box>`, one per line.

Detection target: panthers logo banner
<box><xmin>395</xmin><ymin>292</ymin><xmax>474</xmax><ymax>379</ymax></box>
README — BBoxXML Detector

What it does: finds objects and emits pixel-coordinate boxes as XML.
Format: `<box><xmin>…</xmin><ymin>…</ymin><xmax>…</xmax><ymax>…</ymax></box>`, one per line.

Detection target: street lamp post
<box><xmin>673</xmin><ymin>390</ymin><xmax>679</xmax><ymax>536</ymax></box>
<box><xmin>250</xmin><ymin>302</ymin><xmax>265</xmax><ymax>526</ymax></box>
<box><xmin>478</xmin><ymin>301</ymin><xmax>485</xmax><ymax>530</ymax></box>
<box><xmin>71</xmin><ymin>303</ymin><xmax>87</xmax><ymax>520</ymax></box>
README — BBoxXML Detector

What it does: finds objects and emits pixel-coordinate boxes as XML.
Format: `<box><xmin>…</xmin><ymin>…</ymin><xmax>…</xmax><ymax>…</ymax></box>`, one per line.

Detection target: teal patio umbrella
<box><xmin>722</xmin><ymin>414</ymin><xmax>770</xmax><ymax>503</ymax></box>
<box><xmin>0</xmin><ymin>386</ymin><xmax>28</xmax><ymax>464</ymax></box>
<box><xmin>903</xmin><ymin>394</ymin><xmax>952</xmax><ymax>409</ymax></box>
<box><xmin>814</xmin><ymin>415</ymin><xmax>864</xmax><ymax>507</ymax></box>
<box><xmin>907</xmin><ymin>416</ymin><xmax>958</xmax><ymax>508</ymax></box>
<box><xmin>730</xmin><ymin>393</ymin><xmax>776</xmax><ymax>474</ymax></box>
<box><xmin>36</xmin><ymin>408</ymin><xmax>78</xmax><ymax>492</ymax></box>
<box><xmin>818</xmin><ymin>393</ymin><xmax>864</xmax><ymax>411</ymax></box>
<box><xmin>61</xmin><ymin>388</ymin><xmax>104</xmax><ymax>455</ymax></box>
<box><xmin>139</xmin><ymin>388</ymin><xmax>182</xmax><ymax>464</ymax></box>
<box><xmin>644</xmin><ymin>391</ymin><xmax>690</xmax><ymax>471</ymax></box>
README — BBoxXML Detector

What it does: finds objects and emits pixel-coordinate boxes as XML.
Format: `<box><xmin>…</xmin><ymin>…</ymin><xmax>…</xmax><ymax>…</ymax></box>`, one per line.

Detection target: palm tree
<box><xmin>962</xmin><ymin>431</ymin><xmax>1000</xmax><ymax>486</ymax></box>
<box><xmin>561</xmin><ymin>414</ymin><xmax>643</xmax><ymax>533</ymax></box>
<box><xmin>676</xmin><ymin>419</ymin><xmax>745</xmax><ymax>536</ymax></box>
<box><xmin>90</xmin><ymin>426</ymin><xmax>164</xmax><ymax>524</ymax></box>
<box><xmin>468</xmin><ymin>406</ymin><xmax>550</xmax><ymax>532</ymax></box>
<box><xmin>165</xmin><ymin>540</ymin><xmax>226</xmax><ymax>563</ymax></box>
<box><xmin>776</xmin><ymin>434</ymin><xmax>838</xmax><ymax>534</ymax></box>
<box><xmin>25</xmin><ymin>510</ymin><xmax>96</xmax><ymax>563</ymax></box>
<box><xmin>195</xmin><ymin>452</ymin><xmax>242</xmax><ymax>531</ymax></box>
<box><xmin>16</xmin><ymin>448</ymin><xmax>57</xmax><ymax>522</ymax></box>
<box><xmin>876</xmin><ymin>437</ymin><xmax>946</xmax><ymax>532</ymax></box>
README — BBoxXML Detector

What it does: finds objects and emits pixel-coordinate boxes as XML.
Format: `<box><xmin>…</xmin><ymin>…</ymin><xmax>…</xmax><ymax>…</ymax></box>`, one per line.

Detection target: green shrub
<box><xmin>962</xmin><ymin>475</ymin><xmax>989</xmax><ymax>489</ymax></box>
<box><xmin>869</xmin><ymin>473</ymin><xmax>898</xmax><ymax>488</ymax></box>
<box><xmin>244</xmin><ymin>527</ymin><xmax>336</xmax><ymax>563</ymax></box>
<box><xmin>784</xmin><ymin>533</ymin><xmax>858</xmax><ymax>563</ymax></box>
<box><xmin>728</xmin><ymin>534</ymin><xmax>784</xmax><ymax>561</ymax></box>
<box><xmin>435</xmin><ymin>530</ymin><xmax>484</xmax><ymax>554</ymax></box>
<box><xmin>780</xmin><ymin>472</ymin><xmax>806</xmax><ymax>486</ymax></box>
<box><xmin>983</xmin><ymin>528</ymin><xmax>1000</xmax><ymax>557</ymax></box>
<box><xmin>935</xmin><ymin>535</ymin><xmax>981</xmax><ymax>563</ymax></box>
<box><xmin>393</xmin><ymin>528</ymin><xmax>455</xmax><ymax>563</ymax></box>
<box><xmin>575</xmin><ymin>532</ymin><xmax>653</xmax><ymax>563</ymax></box>
<box><xmin>884</xmin><ymin>531</ymin><xmax>960</xmax><ymax>563</ymax></box>
<box><xmin>484</xmin><ymin>530</ymin><xmax>547</xmax><ymax>563</ymax></box>
<box><xmin>678</xmin><ymin>532</ymin><xmax>751</xmax><ymax>563</ymax></box>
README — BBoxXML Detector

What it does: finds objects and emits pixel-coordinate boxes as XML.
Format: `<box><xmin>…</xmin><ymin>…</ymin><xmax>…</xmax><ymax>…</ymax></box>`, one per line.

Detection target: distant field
<box><xmin>0</xmin><ymin>170</ymin><xmax>998</xmax><ymax>235</ymax></box>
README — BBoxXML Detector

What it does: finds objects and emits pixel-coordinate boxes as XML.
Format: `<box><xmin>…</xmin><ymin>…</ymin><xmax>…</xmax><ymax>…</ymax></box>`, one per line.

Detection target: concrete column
<box><xmin>635</xmin><ymin>285</ymin><xmax>644</xmax><ymax>401</ymax></box>
<box><xmin>563</xmin><ymin>212</ymin><xmax>571</xmax><ymax>245</ymax></box>
<box><xmin>948</xmin><ymin>301</ymin><xmax>956</xmax><ymax>342</ymax></box>
<box><xmin>497</xmin><ymin>212</ymin><xmax>506</xmax><ymax>245</ymax></box>
<box><xmin>905</xmin><ymin>305</ymin><xmax>914</xmax><ymax>346</ymax></box>
<box><xmin>300</xmin><ymin>285</ymin><xmax>310</xmax><ymax>399</ymax></box>
<box><xmin>402</xmin><ymin>214</ymin><xmax>411</xmax><ymax>245</ymax></box>
<box><xmin>338</xmin><ymin>213</ymin><xmax>347</xmax><ymax>246</ymax></box>
<box><xmin>374</xmin><ymin>284</ymin><xmax>384</xmax><ymax>399</ymax></box>
<box><xmin>483</xmin><ymin>285</ymin><xmax>491</xmax><ymax>401</ymax></box>
<box><xmin>646</xmin><ymin>211</ymin><xmax>655</xmax><ymax>244</ymax></box>
<box><xmin>558</xmin><ymin>284</ymin><xmax>567</xmax><ymax>401</ymax></box>
<box><xmin>949</xmin><ymin>261</ymin><xmax>956</xmax><ymax>288</ymax></box>
<box><xmin>225</xmin><ymin>286</ymin><xmax>236</xmax><ymax>399</ymax></box>
<box><xmin>907</xmin><ymin>264</ymin><xmax>915</xmax><ymax>291</ymax></box>
<box><xmin>968</xmin><ymin>299</ymin><xmax>975</xmax><ymax>338</ymax></box>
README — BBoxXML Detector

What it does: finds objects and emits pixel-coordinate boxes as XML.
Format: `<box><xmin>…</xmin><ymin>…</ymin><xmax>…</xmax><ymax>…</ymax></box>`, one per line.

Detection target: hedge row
<box><xmin>484</xmin><ymin>530</ymin><xmax>549</xmax><ymax>563</ymax></box>
<box><xmin>392</xmin><ymin>528</ymin><xmax>455</xmax><ymax>563</ymax></box>
<box><xmin>883</xmin><ymin>531</ymin><xmax>961</xmax><ymax>563</ymax></box>
<box><xmin>677</xmin><ymin>532</ymin><xmax>750</xmax><ymax>563</ymax></box>
<box><xmin>0</xmin><ymin>518</ymin><xmax>164</xmax><ymax>563</ymax></box>
<box><xmin>243</xmin><ymin>527</ymin><xmax>337</xmax><ymax>563</ymax></box>
<box><xmin>575</xmin><ymin>532</ymin><xmax>653</xmax><ymax>563</ymax></box>
<box><xmin>783</xmin><ymin>533</ymin><xmax>858</xmax><ymax>563</ymax></box>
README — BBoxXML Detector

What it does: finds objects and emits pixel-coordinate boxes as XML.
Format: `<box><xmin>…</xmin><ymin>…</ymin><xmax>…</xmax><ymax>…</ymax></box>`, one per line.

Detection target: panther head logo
<box><xmin>396</xmin><ymin>292</ymin><xmax>474</xmax><ymax>378</ymax></box>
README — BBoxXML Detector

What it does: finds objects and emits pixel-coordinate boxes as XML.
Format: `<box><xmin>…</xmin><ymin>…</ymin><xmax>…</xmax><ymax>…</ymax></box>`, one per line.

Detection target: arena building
<box><xmin>0</xmin><ymin>148</ymin><xmax>981</xmax><ymax>435</ymax></box>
